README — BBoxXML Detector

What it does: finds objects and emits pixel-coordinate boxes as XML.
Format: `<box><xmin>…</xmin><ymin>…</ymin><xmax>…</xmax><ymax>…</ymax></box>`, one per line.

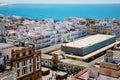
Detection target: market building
<box><xmin>61</xmin><ymin>34</ymin><xmax>116</xmax><ymax>56</ymax></box>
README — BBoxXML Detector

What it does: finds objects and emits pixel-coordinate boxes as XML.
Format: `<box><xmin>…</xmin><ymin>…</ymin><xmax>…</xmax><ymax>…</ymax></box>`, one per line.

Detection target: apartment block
<box><xmin>0</xmin><ymin>43</ymin><xmax>42</xmax><ymax>80</ymax></box>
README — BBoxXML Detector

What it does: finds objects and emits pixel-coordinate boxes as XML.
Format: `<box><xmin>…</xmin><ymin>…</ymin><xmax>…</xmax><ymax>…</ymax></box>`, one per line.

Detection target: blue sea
<box><xmin>0</xmin><ymin>4</ymin><xmax>120</xmax><ymax>21</ymax></box>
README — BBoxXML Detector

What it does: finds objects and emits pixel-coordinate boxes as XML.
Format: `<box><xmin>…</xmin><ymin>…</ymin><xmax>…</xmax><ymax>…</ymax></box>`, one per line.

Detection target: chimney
<box><xmin>104</xmin><ymin>50</ymin><xmax>113</xmax><ymax>63</ymax></box>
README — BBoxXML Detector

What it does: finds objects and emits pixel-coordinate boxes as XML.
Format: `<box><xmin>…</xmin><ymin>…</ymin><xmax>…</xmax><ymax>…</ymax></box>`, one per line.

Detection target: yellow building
<box><xmin>90</xmin><ymin>26</ymin><xmax>112</xmax><ymax>35</ymax></box>
<box><xmin>99</xmin><ymin>50</ymin><xmax>120</xmax><ymax>80</ymax></box>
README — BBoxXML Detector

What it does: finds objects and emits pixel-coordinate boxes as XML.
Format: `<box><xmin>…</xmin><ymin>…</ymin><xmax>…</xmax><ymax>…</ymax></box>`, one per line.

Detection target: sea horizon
<box><xmin>0</xmin><ymin>4</ymin><xmax>120</xmax><ymax>21</ymax></box>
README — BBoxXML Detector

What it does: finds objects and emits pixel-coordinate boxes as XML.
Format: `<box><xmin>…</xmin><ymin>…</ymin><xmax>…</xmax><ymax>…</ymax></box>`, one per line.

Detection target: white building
<box><xmin>0</xmin><ymin>43</ymin><xmax>16</xmax><ymax>80</ymax></box>
<box><xmin>0</xmin><ymin>21</ymin><xmax>5</xmax><ymax>42</ymax></box>
<box><xmin>5</xmin><ymin>17</ymin><xmax>90</xmax><ymax>49</ymax></box>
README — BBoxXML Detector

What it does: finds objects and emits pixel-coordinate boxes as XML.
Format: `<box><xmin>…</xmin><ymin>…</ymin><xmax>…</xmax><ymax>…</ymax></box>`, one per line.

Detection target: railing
<box><xmin>15</xmin><ymin>53</ymin><xmax>34</xmax><ymax>61</ymax></box>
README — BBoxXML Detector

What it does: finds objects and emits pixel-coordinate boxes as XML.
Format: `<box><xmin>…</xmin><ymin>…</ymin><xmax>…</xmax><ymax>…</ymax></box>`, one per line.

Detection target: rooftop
<box><xmin>0</xmin><ymin>43</ymin><xmax>13</xmax><ymax>49</ymax></box>
<box><xmin>60</xmin><ymin>59</ymin><xmax>88</xmax><ymax>67</ymax></box>
<box><xmin>56</xmin><ymin>71</ymin><xmax>67</xmax><ymax>76</ymax></box>
<box><xmin>41</xmin><ymin>54</ymin><xmax>52</xmax><ymax>60</ymax></box>
<box><xmin>103</xmin><ymin>50</ymin><xmax>120</xmax><ymax>65</ymax></box>
<box><xmin>0</xmin><ymin>67</ymin><xmax>16</xmax><ymax>80</ymax></box>
<box><xmin>42</xmin><ymin>67</ymin><xmax>50</xmax><ymax>72</ymax></box>
<box><xmin>113</xmin><ymin>58</ymin><xmax>120</xmax><ymax>64</ymax></box>
<box><xmin>65</xmin><ymin>41</ymin><xmax>120</xmax><ymax>61</ymax></box>
<box><xmin>64</xmin><ymin>34</ymin><xmax>115</xmax><ymax>48</ymax></box>
<box><xmin>3</xmin><ymin>46</ymin><xmax>24</xmax><ymax>52</ymax></box>
<box><xmin>73</xmin><ymin>69</ymin><xmax>89</xmax><ymax>80</ymax></box>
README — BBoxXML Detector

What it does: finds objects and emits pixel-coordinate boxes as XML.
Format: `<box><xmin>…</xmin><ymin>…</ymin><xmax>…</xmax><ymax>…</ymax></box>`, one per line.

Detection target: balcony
<box><xmin>15</xmin><ymin>53</ymin><xmax>34</xmax><ymax>61</ymax></box>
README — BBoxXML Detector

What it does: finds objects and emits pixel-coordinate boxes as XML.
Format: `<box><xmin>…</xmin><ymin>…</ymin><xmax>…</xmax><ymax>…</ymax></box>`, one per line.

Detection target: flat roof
<box><xmin>56</xmin><ymin>71</ymin><xmax>67</xmax><ymax>76</ymax></box>
<box><xmin>60</xmin><ymin>59</ymin><xmax>88</xmax><ymax>67</ymax></box>
<box><xmin>41</xmin><ymin>54</ymin><xmax>52</xmax><ymax>60</ymax></box>
<box><xmin>42</xmin><ymin>67</ymin><xmax>50</xmax><ymax>72</ymax></box>
<box><xmin>0</xmin><ymin>43</ymin><xmax>13</xmax><ymax>49</ymax></box>
<box><xmin>65</xmin><ymin>41</ymin><xmax>120</xmax><ymax>61</ymax></box>
<box><xmin>64</xmin><ymin>34</ymin><xmax>115</xmax><ymax>48</ymax></box>
<box><xmin>38</xmin><ymin>43</ymin><xmax>61</xmax><ymax>54</ymax></box>
<box><xmin>4</xmin><ymin>46</ymin><xmax>24</xmax><ymax>52</ymax></box>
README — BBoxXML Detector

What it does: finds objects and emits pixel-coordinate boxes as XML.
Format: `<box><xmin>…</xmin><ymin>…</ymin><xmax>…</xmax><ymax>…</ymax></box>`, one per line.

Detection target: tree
<box><xmin>73</xmin><ymin>66</ymin><xmax>80</xmax><ymax>74</ymax></box>
<box><xmin>0</xmin><ymin>64</ymin><xmax>5</xmax><ymax>72</ymax></box>
<box><xmin>58</xmin><ymin>64</ymin><xmax>64</xmax><ymax>70</ymax></box>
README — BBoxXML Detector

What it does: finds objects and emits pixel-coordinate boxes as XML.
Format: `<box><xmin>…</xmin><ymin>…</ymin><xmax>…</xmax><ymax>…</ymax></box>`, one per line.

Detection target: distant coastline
<box><xmin>0</xmin><ymin>3</ymin><xmax>8</xmax><ymax>6</ymax></box>
<box><xmin>0</xmin><ymin>4</ymin><xmax>120</xmax><ymax>21</ymax></box>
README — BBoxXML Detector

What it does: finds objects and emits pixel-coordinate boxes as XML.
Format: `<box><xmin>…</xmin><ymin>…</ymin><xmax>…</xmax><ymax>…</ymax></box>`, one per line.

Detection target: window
<box><xmin>26</xmin><ymin>69</ymin><xmax>28</xmax><ymax>74</ymax></box>
<box><xmin>17</xmin><ymin>72</ymin><xmax>20</xmax><ymax>77</ymax></box>
<box><xmin>37</xmin><ymin>74</ymin><xmax>39</xmax><ymax>77</ymax></box>
<box><xmin>29</xmin><ymin>59</ymin><xmax>32</xmax><ymax>64</ymax></box>
<box><xmin>24</xmin><ymin>69</ymin><xmax>25</xmax><ymax>74</ymax></box>
<box><xmin>22</xmin><ymin>70</ymin><xmax>24</xmax><ymax>75</ymax></box>
<box><xmin>17</xmin><ymin>63</ymin><xmax>19</xmax><ymax>68</ymax></box>
<box><xmin>0</xmin><ymin>53</ymin><xmax>2</xmax><ymax>57</ymax></box>
<box><xmin>24</xmin><ymin>61</ymin><xmax>26</xmax><ymax>66</ymax></box>
<box><xmin>6</xmin><ymin>55</ymin><xmax>9</xmax><ymax>59</ymax></box>
<box><xmin>23</xmin><ymin>52</ymin><xmax>26</xmax><ymax>56</ymax></box>
<box><xmin>25</xmin><ymin>60</ymin><xmax>28</xmax><ymax>65</ymax></box>
<box><xmin>50</xmin><ymin>62</ymin><xmax>52</xmax><ymax>65</ymax></box>
<box><xmin>13</xmin><ymin>33</ymin><xmax>16</xmax><ymax>36</ymax></box>
<box><xmin>16</xmin><ymin>54</ymin><xmax>19</xmax><ymax>58</ymax></box>
<box><xmin>68</xmin><ymin>66</ymin><xmax>70</xmax><ymax>68</ymax></box>
<box><xmin>37</xmin><ymin>56</ymin><xmax>39</xmax><ymax>61</ymax></box>
<box><xmin>29</xmin><ymin>51</ymin><xmax>32</xmax><ymax>55</ymax></box>
<box><xmin>22</xmin><ymin>69</ymin><xmax>27</xmax><ymax>74</ymax></box>
<box><xmin>37</xmin><ymin>63</ymin><xmax>39</xmax><ymax>69</ymax></box>
<box><xmin>30</xmin><ymin>66</ymin><xmax>32</xmax><ymax>72</ymax></box>
<box><xmin>30</xmin><ymin>77</ymin><xmax>32</xmax><ymax>80</ymax></box>
<box><xmin>22</xmin><ymin>62</ymin><xmax>24</xmax><ymax>66</ymax></box>
<box><xmin>22</xmin><ymin>61</ymin><xmax>25</xmax><ymax>66</ymax></box>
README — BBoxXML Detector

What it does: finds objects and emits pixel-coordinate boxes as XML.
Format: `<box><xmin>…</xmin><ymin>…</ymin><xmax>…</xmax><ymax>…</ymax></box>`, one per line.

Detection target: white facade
<box><xmin>0</xmin><ymin>57</ymin><xmax>4</xmax><ymax>65</ymax></box>
<box><xmin>36</xmin><ymin>56</ymin><xmax>41</xmax><ymax>71</ymax></box>
<box><xmin>0</xmin><ymin>21</ymin><xmax>5</xmax><ymax>35</ymax></box>
<box><xmin>0</xmin><ymin>21</ymin><xmax>5</xmax><ymax>42</ymax></box>
<box><xmin>5</xmin><ymin>17</ymin><xmax>90</xmax><ymax>49</ymax></box>
<box><xmin>0</xmin><ymin>43</ymin><xmax>13</xmax><ymax>60</ymax></box>
<box><xmin>16</xmin><ymin>59</ymin><xmax>34</xmax><ymax>78</ymax></box>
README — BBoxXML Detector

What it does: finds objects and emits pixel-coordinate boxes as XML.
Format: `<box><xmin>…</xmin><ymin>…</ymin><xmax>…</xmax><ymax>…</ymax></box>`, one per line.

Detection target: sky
<box><xmin>0</xmin><ymin>0</ymin><xmax>120</xmax><ymax>4</ymax></box>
